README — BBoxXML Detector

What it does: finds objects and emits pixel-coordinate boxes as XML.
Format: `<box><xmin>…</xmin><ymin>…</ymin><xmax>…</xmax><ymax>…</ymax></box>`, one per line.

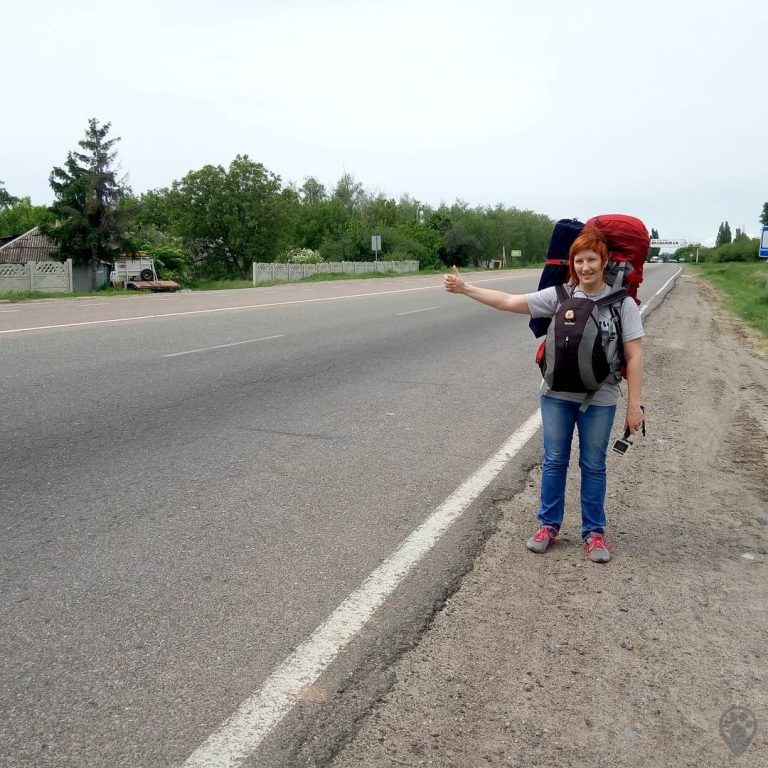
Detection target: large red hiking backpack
<box><xmin>529</xmin><ymin>213</ymin><xmax>650</xmax><ymax>339</ymax></box>
<box><xmin>585</xmin><ymin>214</ymin><xmax>650</xmax><ymax>305</ymax></box>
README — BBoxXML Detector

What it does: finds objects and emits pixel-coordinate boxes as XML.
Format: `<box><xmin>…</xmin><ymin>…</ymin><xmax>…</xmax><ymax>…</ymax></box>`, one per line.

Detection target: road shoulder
<box><xmin>329</xmin><ymin>270</ymin><xmax>768</xmax><ymax>767</ymax></box>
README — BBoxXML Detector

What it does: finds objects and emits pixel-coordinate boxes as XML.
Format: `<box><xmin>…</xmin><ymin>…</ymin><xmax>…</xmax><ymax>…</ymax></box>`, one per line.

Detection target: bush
<box><xmin>276</xmin><ymin>247</ymin><xmax>323</xmax><ymax>264</ymax></box>
<box><xmin>317</xmin><ymin>240</ymin><xmax>345</xmax><ymax>262</ymax></box>
<box><xmin>382</xmin><ymin>248</ymin><xmax>414</xmax><ymax>262</ymax></box>
<box><xmin>698</xmin><ymin>238</ymin><xmax>760</xmax><ymax>263</ymax></box>
<box><xmin>379</xmin><ymin>226</ymin><xmax>443</xmax><ymax>269</ymax></box>
<box><xmin>417</xmin><ymin>250</ymin><xmax>444</xmax><ymax>270</ymax></box>
<box><xmin>140</xmin><ymin>240</ymin><xmax>193</xmax><ymax>283</ymax></box>
<box><xmin>712</xmin><ymin>238</ymin><xmax>760</xmax><ymax>262</ymax></box>
<box><xmin>317</xmin><ymin>237</ymin><xmax>365</xmax><ymax>262</ymax></box>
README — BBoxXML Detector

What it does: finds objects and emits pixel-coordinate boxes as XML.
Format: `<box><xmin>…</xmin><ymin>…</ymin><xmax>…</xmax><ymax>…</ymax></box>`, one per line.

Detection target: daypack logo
<box><xmin>564</xmin><ymin>309</ymin><xmax>575</xmax><ymax>323</ymax></box>
<box><xmin>719</xmin><ymin>705</ymin><xmax>757</xmax><ymax>756</ymax></box>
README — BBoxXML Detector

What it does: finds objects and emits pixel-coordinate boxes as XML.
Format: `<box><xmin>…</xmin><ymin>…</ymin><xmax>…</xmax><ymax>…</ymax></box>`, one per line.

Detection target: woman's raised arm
<box><xmin>443</xmin><ymin>266</ymin><xmax>531</xmax><ymax>314</ymax></box>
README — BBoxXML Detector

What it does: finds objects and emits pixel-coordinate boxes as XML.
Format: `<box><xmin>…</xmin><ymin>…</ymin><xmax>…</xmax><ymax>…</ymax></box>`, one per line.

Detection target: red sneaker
<box><xmin>584</xmin><ymin>533</ymin><xmax>611</xmax><ymax>563</ymax></box>
<box><xmin>526</xmin><ymin>525</ymin><xmax>559</xmax><ymax>554</ymax></box>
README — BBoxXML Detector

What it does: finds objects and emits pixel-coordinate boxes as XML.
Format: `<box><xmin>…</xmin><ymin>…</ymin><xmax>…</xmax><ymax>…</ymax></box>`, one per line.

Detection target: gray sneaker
<box><xmin>526</xmin><ymin>525</ymin><xmax>559</xmax><ymax>553</ymax></box>
<box><xmin>584</xmin><ymin>533</ymin><xmax>611</xmax><ymax>563</ymax></box>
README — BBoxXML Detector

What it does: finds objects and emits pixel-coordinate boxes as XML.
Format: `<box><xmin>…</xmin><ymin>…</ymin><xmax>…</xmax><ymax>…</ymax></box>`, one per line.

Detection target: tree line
<box><xmin>0</xmin><ymin>119</ymin><xmax>555</xmax><ymax>284</ymax></box>
<box><xmin>3</xmin><ymin>119</ymin><xmax>765</xmax><ymax>282</ymax></box>
<box><xmin>671</xmin><ymin>215</ymin><xmax>765</xmax><ymax>263</ymax></box>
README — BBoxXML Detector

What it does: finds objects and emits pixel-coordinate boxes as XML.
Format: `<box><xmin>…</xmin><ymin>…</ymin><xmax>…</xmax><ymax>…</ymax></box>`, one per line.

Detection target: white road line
<box><xmin>180</xmin><ymin>274</ymin><xmax>678</xmax><ymax>768</ymax></box>
<box><xmin>396</xmin><ymin>306</ymin><xmax>440</xmax><ymax>316</ymax></box>
<box><xmin>0</xmin><ymin>274</ymin><xmax>531</xmax><ymax>335</ymax></box>
<box><xmin>0</xmin><ymin>309</ymin><xmax>21</xmax><ymax>313</ymax></box>
<box><xmin>180</xmin><ymin>273</ymin><xmax>682</xmax><ymax>766</ymax></box>
<box><xmin>162</xmin><ymin>335</ymin><xmax>285</xmax><ymax>358</ymax></box>
<box><xmin>181</xmin><ymin>410</ymin><xmax>543</xmax><ymax>768</ymax></box>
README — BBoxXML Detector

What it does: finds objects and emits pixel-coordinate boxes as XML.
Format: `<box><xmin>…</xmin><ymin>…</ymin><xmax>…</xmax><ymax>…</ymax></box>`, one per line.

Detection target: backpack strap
<box><xmin>598</xmin><ymin>289</ymin><xmax>628</xmax><ymax>356</ymax></box>
<box><xmin>611</xmin><ymin>259</ymin><xmax>627</xmax><ymax>290</ymax></box>
<box><xmin>607</xmin><ymin>302</ymin><xmax>626</xmax><ymax>380</ymax></box>
<box><xmin>579</xmin><ymin>391</ymin><xmax>596</xmax><ymax>412</ymax></box>
<box><xmin>594</xmin><ymin>287</ymin><xmax>629</xmax><ymax>307</ymax></box>
<box><xmin>578</xmin><ymin>288</ymin><xmax>629</xmax><ymax>413</ymax></box>
<box><xmin>555</xmin><ymin>283</ymin><xmax>570</xmax><ymax>303</ymax></box>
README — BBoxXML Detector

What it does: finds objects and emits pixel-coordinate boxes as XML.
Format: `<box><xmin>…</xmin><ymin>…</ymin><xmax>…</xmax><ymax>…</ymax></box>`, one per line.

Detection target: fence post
<box><xmin>28</xmin><ymin>263</ymin><xmax>34</xmax><ymax>291</ymax></box>
<box><xmin>66</xmin><ymin>259</ymin><xmax>73</xmax><ymax>292</ymax></box>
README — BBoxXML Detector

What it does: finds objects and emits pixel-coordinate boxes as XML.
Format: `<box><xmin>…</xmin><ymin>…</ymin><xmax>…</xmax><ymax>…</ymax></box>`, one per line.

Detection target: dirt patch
<box><xmin>329</xmin><ymin>272</ymin><xmax>768</xmax><ymax>767</ymax></box>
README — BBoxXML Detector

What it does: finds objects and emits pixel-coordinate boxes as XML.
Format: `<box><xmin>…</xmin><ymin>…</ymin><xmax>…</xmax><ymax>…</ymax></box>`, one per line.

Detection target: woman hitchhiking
<box><xmin>443</xmin><ymin>227</ymin><xmax>644</xmax><ymax>563</ymax></box>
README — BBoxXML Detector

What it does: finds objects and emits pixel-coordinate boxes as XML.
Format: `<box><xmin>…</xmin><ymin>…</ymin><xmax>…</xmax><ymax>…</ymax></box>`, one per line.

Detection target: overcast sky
<box><xmin>3</xmin><ymin>0</ymin><xmax>766</xmax><ymax>246</ymax></box>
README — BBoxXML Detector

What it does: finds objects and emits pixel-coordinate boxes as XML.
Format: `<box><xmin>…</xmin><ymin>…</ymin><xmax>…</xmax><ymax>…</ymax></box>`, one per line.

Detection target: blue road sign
<box><xmin>761</xmin><ymin>226</ymin><xmax>768</xmax><ymax>258</ymax></box>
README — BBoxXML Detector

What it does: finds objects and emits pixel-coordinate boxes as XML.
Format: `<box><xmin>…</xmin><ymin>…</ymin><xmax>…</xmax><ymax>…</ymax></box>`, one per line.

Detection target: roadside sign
<box><xmin>760</xmin><ymin>226</ymin><xmax>768</xmax><ymax>258</ymax></box>
<box><xmin>371</xmin><ymin>235</ymin><xmax>381</xmax><ymax>252</ymax></box>
<box><xmin>651</xmin><ymin>239</ymin><xmax>687</xmax><ymax>247</ymax></box>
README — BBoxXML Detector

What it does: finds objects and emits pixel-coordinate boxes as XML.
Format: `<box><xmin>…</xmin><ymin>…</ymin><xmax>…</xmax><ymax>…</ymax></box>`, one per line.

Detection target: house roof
<box><xmin>0</xmin><ymin>227</ymin><xmax>57</xmax><ymax>264</ymax></box>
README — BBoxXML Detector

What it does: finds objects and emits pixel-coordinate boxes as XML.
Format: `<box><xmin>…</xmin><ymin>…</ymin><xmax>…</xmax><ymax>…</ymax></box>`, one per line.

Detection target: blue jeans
<box><xmin>538</xmin><ymin>395</ymin><xmax>616</xmax><ymax>540</ymax></box>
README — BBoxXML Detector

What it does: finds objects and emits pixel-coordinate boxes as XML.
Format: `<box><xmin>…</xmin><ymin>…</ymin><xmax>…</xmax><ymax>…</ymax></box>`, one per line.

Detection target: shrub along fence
<box><xmin>252</xmin><ymin>260</ymin><xmax>419</xmax><ymax>285</ymax></box>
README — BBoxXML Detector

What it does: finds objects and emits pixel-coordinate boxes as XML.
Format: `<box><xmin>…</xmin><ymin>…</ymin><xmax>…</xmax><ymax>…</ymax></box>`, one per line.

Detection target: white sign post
<box><xmin>371</xmin><ymin>235</ymin><xmax>381</xmax><ymax>262</ymax></box>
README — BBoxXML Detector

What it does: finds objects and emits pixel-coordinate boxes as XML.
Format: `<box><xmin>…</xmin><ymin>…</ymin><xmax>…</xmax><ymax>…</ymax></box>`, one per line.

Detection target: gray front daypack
<box><xmin>536</xmin><ymin>284</ymin><xmax>628</xmax><ymax>408</ymax></box>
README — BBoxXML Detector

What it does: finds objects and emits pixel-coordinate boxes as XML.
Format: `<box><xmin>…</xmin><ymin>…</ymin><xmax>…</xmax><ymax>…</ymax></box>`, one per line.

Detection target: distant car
<box><xmin>649</xmin><ymin>255</ymin><xmax>659</xmax><ymax>263</ymax></box>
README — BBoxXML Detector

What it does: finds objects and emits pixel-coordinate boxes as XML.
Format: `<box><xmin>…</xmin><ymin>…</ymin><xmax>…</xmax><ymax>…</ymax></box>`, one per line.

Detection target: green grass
<box><xmin>247</xmin><ymin>264</ymin><xmax>531</xmax><ymax>288</ymax></box>
<box><xmin>183</xmin><ymin>271</ymin><xmax>414</xmax><ymax>291</ymax></box>
<box><xmin>181</xmin><ymin>278</ymin><xmax>254</xmax><ymax>291</ymax></box>
<box><xmin>274</xmin><ymin>269</ymin><xmax>434</xmax><ymax>283</ymax></box>
<box><xmin>191</xmin><ymin>267</ymin><xmax>464</xmax><ymax>290</ymax></box>
<box><xmin>689</xmin><ymin>262</ymin><xmax>768</xmax><ymax>338</ymax></box>
<box><xmin>0</xmin><ymin>286</ymin><xmax>133</xmax><ymax>302</ymax></box>
<box><xmin>0</xmin><ymin>264</ymin><xmax>533</xmax><ymax>301</ymax></box>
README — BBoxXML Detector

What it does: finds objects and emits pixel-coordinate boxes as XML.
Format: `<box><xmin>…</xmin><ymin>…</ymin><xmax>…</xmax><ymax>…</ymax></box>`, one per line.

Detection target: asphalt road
<box><xmin>0</xmin><ymin>265</ymin><xmax>678</xmax><ymax>767</ymax></box>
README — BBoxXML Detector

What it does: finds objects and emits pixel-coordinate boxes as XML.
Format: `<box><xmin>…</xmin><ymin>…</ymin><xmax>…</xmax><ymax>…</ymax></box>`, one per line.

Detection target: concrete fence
<box><xmin>0</xmin><ymin>260</ymin><xmax>73</xmax><ymax>293</ymax></box>
<box><xmin>252</xmin><ymin>260</ymin><xmax>419</xmax><ymax>285</ymax></box>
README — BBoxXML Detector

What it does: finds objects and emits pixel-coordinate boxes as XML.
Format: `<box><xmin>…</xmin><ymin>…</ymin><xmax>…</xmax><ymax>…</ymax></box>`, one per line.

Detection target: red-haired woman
<box><xmin>444</xmin><ymin>228</ymin><xmax>644</xmax><ymax>563</ymax></box>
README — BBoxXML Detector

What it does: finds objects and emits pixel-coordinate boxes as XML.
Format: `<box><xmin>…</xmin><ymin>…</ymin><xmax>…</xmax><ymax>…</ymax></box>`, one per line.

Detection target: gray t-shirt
<box><xmin>525</xmin><ymin>284</ymin><xmax>644</xmax><ymax>406</ymax></box>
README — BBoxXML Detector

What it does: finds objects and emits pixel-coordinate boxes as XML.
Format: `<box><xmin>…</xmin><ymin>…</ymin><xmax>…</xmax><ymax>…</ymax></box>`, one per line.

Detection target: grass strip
<box><xmin>1</xmin><ymin>264</ymin><xmax>535</xmax><ymax>301</ymax></box>
<box><xmin>690</xmin><ymin>262</ymin><xmax>768</xmax><ymax>338</ymax></box>
<box><xmin>0</xmin><ymin>287</ymin><xmax>132</xmax><ymax>302</ymax></box>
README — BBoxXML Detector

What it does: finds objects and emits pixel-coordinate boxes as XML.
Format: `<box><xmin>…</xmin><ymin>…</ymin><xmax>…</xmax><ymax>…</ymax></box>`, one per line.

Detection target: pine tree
<box><xmin>42</xmin><ymin>119</ymin><xmax>131</xmax><ymax>286</ymax></box>
<box><xmin>0</xmin><ymin>181</ymin><xmax>18</xmax><ymax>209</ymax></box>
<box><xmin>715</xmin><ymin>221</ymin><xmax>733</xmax><ymax>247</ymax></box>
<box><xmin>760</xmin><ymin>202</ymin><xmax>768</xmax><ymax>226</ymax></box>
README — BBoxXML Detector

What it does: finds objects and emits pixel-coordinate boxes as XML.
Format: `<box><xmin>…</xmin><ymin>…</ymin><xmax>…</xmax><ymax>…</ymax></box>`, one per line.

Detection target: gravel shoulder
<box><xmin>329</xmin><ymin>270</ymin><xmax>768</xmax><ymax>767</ymax></box>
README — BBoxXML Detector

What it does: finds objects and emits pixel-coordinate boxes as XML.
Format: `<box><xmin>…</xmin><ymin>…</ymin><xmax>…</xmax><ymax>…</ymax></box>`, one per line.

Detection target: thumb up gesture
<box><xmin>444</xmin><ymin>265</ymin><xmax>465</xmax><ymax>294</ymax></box>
